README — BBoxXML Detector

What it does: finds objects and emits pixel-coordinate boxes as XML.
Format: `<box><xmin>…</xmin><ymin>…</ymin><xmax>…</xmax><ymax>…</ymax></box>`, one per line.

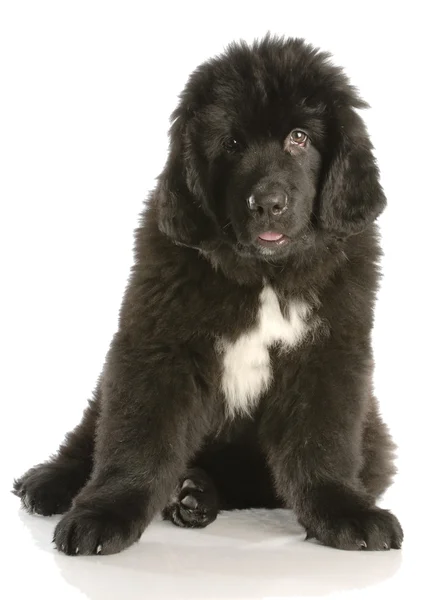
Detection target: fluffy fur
<box><xmin>14</xmin><ymin>36</ymin><xmax>402</xmax><ymax>555</ymax></box>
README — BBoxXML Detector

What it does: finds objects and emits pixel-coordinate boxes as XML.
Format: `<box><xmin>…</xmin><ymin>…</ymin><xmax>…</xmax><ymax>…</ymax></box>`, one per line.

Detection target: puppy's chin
<box><xmin>234</xmin><ymin>239</ymin><xmax>293</xmax><ymax>261</ymax></box>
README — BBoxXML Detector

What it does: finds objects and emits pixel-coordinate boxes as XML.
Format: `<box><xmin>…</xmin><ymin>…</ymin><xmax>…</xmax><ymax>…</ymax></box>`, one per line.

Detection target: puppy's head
<box><xmin>157</xmin><ymin>37</ymin><xmax>386</xmax><ymax>260</ymax></box>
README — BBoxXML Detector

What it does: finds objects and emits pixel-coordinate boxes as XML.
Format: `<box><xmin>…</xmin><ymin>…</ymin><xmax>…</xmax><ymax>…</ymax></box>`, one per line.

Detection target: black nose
<box><xmin>247</xmin><ymin>192</ymin><xmax>288</xmax><ymax>217</ymax></box>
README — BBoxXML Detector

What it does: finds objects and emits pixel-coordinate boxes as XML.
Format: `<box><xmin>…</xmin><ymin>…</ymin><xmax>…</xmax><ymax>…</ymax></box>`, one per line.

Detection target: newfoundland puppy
<box><xmin>14</xmin><ymin>36</ymin><xmax>403</xmax><ymax>554</ymax></box>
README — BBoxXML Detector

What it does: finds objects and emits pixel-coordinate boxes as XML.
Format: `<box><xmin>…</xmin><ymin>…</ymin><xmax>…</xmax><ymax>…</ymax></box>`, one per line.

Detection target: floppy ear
<box><xmin>156</xmin><ymin>106</ymin><xmax>216</xmax><ymax>249</ymax></box>
<box><xmin>319</xmin><ymin>108</ymin><xmax>386</xmax><ymax>235</ymax></box>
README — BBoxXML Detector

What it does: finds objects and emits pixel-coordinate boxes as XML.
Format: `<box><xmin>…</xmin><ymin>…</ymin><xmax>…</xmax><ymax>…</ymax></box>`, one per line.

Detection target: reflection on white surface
<box><xmin>8</xmin><ymin>495</ymin><xmax>405</xmax><ymax>600</ymax></box>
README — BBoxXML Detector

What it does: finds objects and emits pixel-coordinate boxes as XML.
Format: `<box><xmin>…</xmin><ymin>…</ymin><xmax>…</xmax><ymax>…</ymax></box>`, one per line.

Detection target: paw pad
<box><xmin>181</xmin><ymin>494</ymin><xmax>198</xmax><ymax>509</ymax></box>
<box><xmin>163</xmin><ymin>470</ymin><xmax>219</xmax><ymax>529</ymax></box>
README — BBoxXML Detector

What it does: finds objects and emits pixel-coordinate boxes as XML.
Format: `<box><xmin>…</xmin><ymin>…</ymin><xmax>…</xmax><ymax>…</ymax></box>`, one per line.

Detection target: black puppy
<box><xmin>14</xmin><ymin>36</ymin><xmax>403</xmax><ymax>555</ymax></box>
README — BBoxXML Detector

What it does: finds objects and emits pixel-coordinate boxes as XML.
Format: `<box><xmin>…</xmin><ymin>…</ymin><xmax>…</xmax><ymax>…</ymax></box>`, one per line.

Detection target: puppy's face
<box><xmin>159</xmin><ymin>38</ymin><xmax>386</xmax><ymax>261</ymax></box>
<box><xmin>188</xmin><ymin>86</ymin><xmax>324</xmax><ymax>259</ymax></box>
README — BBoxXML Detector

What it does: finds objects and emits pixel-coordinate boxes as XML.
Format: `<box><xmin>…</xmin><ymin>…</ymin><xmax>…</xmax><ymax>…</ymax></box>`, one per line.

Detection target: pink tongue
<box><xmin>258</xmin><ymin>231</ymin><xmax>284</xmax><ymax>241</ymax></box>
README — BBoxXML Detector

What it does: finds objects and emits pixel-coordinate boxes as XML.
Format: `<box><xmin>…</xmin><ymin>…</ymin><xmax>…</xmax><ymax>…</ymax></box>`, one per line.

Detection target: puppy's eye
<box><xmin>289</xmin><ymin>130</ymin><xmax>308</xmax><ymax>146</ymax></box>
<box><xmin>223</xmin><ymin>138</ymin><xmax>241</xmax><ymax>153</ymax></box>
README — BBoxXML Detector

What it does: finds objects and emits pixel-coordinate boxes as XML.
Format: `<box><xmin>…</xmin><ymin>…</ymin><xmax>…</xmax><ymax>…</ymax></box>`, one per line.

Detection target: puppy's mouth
<box><xmin>257</xmin><ymin>231</ymin><xmax>290</xmax><ymax>247</ymax></box>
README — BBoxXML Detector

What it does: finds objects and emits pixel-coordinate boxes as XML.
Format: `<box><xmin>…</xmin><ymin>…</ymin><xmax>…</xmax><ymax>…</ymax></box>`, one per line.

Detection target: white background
<box><xmin>1</xmin><ymin>1</ymin><xmax>427</xmax><ymax>599</ymax></box>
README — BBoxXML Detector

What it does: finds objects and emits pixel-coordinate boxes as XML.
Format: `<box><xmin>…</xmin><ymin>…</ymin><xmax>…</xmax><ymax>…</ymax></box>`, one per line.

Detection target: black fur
<box><xmin>14</xmin><ymin>36</ymin><xmax>402</xmax><ymax>555</ymax></box>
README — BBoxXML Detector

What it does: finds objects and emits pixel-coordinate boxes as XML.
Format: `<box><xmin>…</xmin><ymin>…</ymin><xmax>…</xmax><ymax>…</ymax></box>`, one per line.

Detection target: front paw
<box><xmin>54</xmin><ymin>505</ymin><xmax>142</xmax><ymax>556</ymax></box>
<box><xmin>305</xmin><ymin>507</ymin><xmax>403</xmax><ymax>551</ymax></box>
<box><xmin>13</xmin><ymin>463</ymin><xmax>85</xmax><ymax>516</ymax></box>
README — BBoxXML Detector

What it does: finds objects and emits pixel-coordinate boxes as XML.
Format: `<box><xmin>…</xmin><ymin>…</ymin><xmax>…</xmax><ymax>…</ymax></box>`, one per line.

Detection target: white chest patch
<box><xmin>218</xmin><ymin>286</ymin><xmax>312</xmax><ymax>417</ymax></box>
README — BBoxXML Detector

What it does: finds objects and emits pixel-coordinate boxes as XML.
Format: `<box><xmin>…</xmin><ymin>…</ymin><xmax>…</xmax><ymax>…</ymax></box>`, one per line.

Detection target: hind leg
<box><xmin>163</xmin><ymin>468</ymin><xmax>220</xmax><ymax>528</ymax></box>
<box><xmin>359</xmin><ymin>398</ymin><xmax>397</xmax><ymax>500</ymax></box>
<box><xmin>163</xmin><ymin>438</ymin><xmax>282</xmax><ymax>528</ymax></box>
<box><xmin>13</xmin><ymin>386</ymin><xmax>100</xmax><ymax>516</ymax></box>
